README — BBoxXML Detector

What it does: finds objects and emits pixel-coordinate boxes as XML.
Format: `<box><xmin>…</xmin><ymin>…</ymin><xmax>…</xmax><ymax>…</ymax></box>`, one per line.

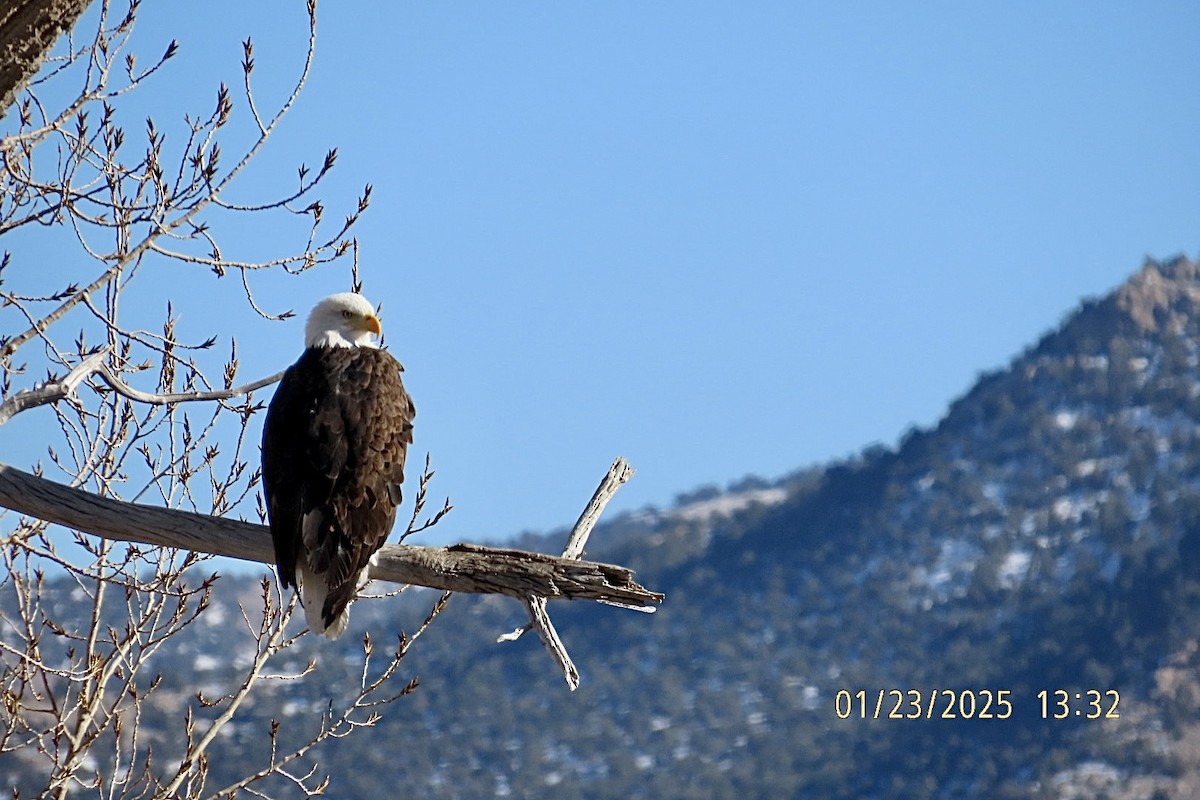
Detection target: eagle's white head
<box><xmin>304</xmin><ymin>292</ymin><xmax>382</xmax><ymax>349</ymax></box>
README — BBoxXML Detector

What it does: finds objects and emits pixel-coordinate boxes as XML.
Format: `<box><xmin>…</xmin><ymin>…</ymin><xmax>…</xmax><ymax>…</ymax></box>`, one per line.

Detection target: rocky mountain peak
<box><xmin>1114</xmin><ymin>254</ymin><xmax>1200</xmax><ymax>333</ymax></box>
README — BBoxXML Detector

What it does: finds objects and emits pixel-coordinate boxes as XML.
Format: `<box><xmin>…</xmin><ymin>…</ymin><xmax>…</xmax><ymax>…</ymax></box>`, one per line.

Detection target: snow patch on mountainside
<box><xmin>673</xmin><ymin>488</ymin><xmax>788</xmax><ymax>522</ymax></box>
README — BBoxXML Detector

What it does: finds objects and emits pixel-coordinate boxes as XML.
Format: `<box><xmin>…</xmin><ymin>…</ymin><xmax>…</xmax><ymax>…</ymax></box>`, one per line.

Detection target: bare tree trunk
<box><xmin>0</xmin><ymin>0</ymin><xmax>93</xmax><ymax>116</ymax></box>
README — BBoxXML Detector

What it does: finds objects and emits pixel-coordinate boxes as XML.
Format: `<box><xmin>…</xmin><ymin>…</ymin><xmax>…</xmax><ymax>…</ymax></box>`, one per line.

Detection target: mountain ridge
<box><xmin>10</xmin><ymin>254</ymin><xmax>1200</xmax><ymax>798</ymax></box>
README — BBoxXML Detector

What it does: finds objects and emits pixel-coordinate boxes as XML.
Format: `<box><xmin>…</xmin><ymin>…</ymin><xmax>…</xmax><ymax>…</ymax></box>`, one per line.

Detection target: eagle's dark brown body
<box><xmin>262</xmin><ymin>345</ymin><xmax>415</xmax><ymax>636</ymax></box>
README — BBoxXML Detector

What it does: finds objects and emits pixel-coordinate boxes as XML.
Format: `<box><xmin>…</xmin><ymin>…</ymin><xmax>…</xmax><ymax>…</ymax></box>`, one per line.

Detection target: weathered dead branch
<box><xmin>0</xmin><ymin>460</ymin><xmax>662</xmax><ymax>610</ymax></box>
<box><xmin>497</xmin><ymin>457</ymin><xmax>640</xmax><ymax>688</ymax></box>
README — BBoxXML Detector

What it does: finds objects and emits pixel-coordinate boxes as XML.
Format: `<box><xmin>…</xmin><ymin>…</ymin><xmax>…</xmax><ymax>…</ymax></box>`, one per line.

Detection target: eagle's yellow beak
<box><xmin>358</xmin><ymin>314</ymin><xmax>382</xmax><ymax>336</ymax></box>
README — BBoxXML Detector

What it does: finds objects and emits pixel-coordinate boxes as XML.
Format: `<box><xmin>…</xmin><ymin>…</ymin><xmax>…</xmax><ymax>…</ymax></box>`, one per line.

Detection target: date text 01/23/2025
<box><xmin>833</xmin><ymin>689</ymin><xmax>1121</xmax><ymax>721</ymax></box>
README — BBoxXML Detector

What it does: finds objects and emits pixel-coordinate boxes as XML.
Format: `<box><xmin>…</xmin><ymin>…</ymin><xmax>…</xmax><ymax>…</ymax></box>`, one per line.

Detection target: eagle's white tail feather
<box><xmin>297</xmin><ymin>563</ymin><xmax>372</xmax><ymax>639</ymax></box>
<box><xmin>298</xmin><ymin>564</ymin><xmax>350</xmax><ymax>639</ymax></box>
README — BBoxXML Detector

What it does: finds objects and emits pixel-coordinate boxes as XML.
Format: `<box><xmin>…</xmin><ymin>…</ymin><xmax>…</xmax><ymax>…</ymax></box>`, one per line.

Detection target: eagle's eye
<box><xmin>341</xmin><ymin>310</ymin><xmax>354</xmax><ymax>319</ymax></box>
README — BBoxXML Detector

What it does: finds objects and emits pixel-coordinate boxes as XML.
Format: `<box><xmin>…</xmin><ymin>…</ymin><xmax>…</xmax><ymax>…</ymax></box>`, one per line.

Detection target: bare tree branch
<box><xmin>0</xmin><ymin>345</ymin><xmax>106</xmax><ymax>424</ymax></box>
<box><xmin>564</xmin><ymin>456</ymin><xmax>635</xmax><ymax>559</ymax></box>
<box><xmin>0</xmin><ymin>460</ymin><xmax>664</xmax><ymax>609</ymax></box>
<box><xmin>94</xmin><ymin>364</ymin><xmax>284</xmax><ymax>405</ymax></box>
<box><xmin>522</xmin><ymin>593</ymin><xmax>578</xmax><ymax>688</ymax></box>
<box><xmin>0</xmin><ymin>345</ymin><xmax>284</xmax><ymax>425</ymax></box>
<box><xmin>496</xmin><ymin>457</ymin><xmax>640</xmax><ymax>688</ymax></box>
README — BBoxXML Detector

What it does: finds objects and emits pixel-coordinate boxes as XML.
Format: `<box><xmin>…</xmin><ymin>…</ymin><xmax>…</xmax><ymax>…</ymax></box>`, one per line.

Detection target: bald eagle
<box><xmin>261</xmin><ymin>293</ymin><xmax>415</xmax><ymax>638</ymax></box>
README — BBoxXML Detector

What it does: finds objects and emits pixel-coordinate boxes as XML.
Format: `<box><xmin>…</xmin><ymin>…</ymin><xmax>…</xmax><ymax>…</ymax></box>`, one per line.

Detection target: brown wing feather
<box><xmin>262</xmin><ymin>352</ymin><xmax>343</xmax><ymax>590</ymax></box>
<box><xmin>318</xmin><ymin>347</ymin><xmax>414</xmax><ymax>626</ymax></box>
<box><xmin>262</xmin><ymin>346</ymin><xmax>414</xmax><ymax>630</ymax></box>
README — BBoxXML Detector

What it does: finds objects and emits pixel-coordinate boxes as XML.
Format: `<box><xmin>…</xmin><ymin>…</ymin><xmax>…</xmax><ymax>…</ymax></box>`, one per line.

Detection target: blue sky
<box><xmin>6</xmin><ymin>1</ymin><xmax>1200</xmax><ymax>547</ymax></box>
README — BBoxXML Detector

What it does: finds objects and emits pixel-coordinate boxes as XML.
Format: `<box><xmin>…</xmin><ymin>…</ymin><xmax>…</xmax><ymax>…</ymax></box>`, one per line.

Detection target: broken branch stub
<box><xmin>496</xmin><ymin>457</ymin><xmax>643</xmax><ymax>689</ymax></box>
